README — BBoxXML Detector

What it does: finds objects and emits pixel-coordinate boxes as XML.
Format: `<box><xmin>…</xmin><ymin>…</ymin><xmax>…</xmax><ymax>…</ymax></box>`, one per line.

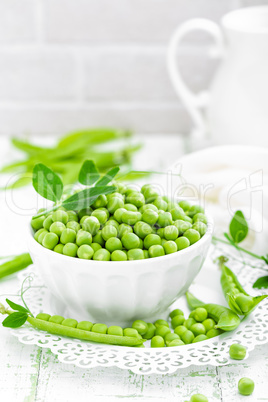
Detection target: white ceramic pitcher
<box><xmin>167</xmin><ymin>6</ymin><xmax>268</xmax><ymax>146</ymax></box>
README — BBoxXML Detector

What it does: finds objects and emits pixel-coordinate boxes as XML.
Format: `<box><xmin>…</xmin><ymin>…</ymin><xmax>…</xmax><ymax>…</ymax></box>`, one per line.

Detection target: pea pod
<box><xmin>186</xmin><ymin>291</ymin><xmax>241</xmax><ymax>331</ymax></box>
<box><xmin>0</xmin><ymin>253</ymin><xmax>33</xmax><ymax>279</ymax></box>
<box><xmin>0</xmin><ymin>307</ymin><xmax>144</xmax><ymax>347</ymax></box>
<box><xmin>220</xmin><ymin>262</ymin><xmax>268</xmax><ymax>316</ymax></box>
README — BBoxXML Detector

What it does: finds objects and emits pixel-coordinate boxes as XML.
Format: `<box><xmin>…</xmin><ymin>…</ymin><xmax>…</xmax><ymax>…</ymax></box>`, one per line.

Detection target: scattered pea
<box><xmin>238</xmin><ymin>377</ymin><xmax>254</xmax><ymax>396</ymax></box>
<box><xmin>229</xmin><ymin>343</ymin><xmax>247</xmax><ymax>360</ymax></box>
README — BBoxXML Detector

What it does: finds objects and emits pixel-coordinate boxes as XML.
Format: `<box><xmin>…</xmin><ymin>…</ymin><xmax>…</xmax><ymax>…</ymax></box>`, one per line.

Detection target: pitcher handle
<box><xmin>167</xmin><ymin>19</ymin><xmax>224</xmax><ymax>137</ymax></box>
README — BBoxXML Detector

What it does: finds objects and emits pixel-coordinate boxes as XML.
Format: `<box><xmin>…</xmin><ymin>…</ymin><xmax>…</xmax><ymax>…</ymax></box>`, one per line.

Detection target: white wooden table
<box><xmin>0</xmin><ymin>135</ymin><xmax>267</xmax><ymax>402</ymax></box>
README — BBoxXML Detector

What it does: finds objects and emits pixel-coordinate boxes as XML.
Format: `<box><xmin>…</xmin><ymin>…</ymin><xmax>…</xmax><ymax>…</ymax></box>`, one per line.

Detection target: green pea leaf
<box><xmin>78</xmin><ymin>160</ymin><xmax>100</xmax><ymax>186</ymax></box>
<box><xmin>252</xmin><ymin>276</ymin><xmax>268</xmax><ymax>289</ymax></box>
<box><xmin>95</xmin><ymin>167</ymin><xmax>120</xmax><ymax>186</ymax></box>
<box><xmin>5</xmin><ymin>299</ymin><xmax>29</xmax><ymax>314</ymax></box>
<box><xmin>229</xmin><ymin>210</ymin><xmax>248</xmax><ymax>244</ymax></box>
<box><xmin>61</xmin><ymin>185</ymin><xmax>116</xmax><ymax>211</ymax></box>
<box><xmin>2</xmin><ymin>312</ymin><xmax>28</xmax><ymax>328</ymax></box>
<box><xmin>32</xmin><ymin>163</ymin><xmax>63</xmax><ymax>202</ymax></box>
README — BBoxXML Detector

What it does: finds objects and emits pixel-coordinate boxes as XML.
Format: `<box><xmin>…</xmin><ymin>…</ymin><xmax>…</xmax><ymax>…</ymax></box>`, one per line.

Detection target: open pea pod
<box><xmin>186</xmin><ymin>291</ymin><xmax>241</xmax><ymax>331</ymax></box>
<box><xmin>220</xmin><ymin>263</ymin><xmax>268</xmax><ymax>316</ymax></box>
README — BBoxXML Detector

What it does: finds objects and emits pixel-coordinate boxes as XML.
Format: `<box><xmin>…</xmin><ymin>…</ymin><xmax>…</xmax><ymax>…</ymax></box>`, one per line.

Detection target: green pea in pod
<box><xmin>186</xmin><ymin>291</ymin><xmax>241</xmax><ymax>332</ymax></box>
<box><xmin>220</xmin><ymin>262</ymin><xmax>267</xmax><ymax>316</ymax></box>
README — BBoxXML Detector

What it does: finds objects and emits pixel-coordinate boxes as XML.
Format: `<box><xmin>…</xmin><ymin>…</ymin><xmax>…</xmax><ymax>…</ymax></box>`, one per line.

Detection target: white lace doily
<box><xmin>7</xmin><ymin>245</ymin><xmax>268</xmax><ymax>375</ymax></box>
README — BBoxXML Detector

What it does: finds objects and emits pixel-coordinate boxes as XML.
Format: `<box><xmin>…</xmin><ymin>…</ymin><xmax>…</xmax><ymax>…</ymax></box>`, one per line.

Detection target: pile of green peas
<box><xmin>31</xmin><ymin>183</ymin><xmax>208</xmax><ymax>261</ymax></box>
<box><xmin>130</xmin><ymin>306</ymin><xmax>226</xmax><ymax>348</ymax></box>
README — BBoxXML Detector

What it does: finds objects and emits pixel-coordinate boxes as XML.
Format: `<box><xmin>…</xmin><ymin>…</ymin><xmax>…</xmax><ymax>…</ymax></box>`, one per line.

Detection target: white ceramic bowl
<box><xmin>28</xmin><ymin>214</ymin><xmax>213</xmax><ymax>326</ymax></box>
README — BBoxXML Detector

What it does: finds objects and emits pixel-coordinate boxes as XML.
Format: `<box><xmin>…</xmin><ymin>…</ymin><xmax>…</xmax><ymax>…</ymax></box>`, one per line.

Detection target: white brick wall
<box><xmin>0</xmin><ymin>0</ymin><xmax>267</xmax><ymax>136</ymax></box>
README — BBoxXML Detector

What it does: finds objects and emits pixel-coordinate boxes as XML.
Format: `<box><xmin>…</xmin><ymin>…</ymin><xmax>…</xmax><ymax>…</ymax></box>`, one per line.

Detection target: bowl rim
<box><xmin>28</xmin><ymin>209</ymin><xmax>214</xmax><ymax>267</ymax></box>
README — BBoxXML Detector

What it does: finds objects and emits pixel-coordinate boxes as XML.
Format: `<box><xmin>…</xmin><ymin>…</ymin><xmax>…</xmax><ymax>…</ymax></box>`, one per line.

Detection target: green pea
<box><xmin>124</xmin><ymin>328</ymin><xmax>142</xmax><ymax>339</ymax></box>
<box><xmin>107</xmin><ymin>196</ymin><xmax>125</xmax><ymax>214</ymax></box>
<box><xmin>38</xmin><ymin>230</ymin><xmax>48</xmax><ymax>244</ymax></box>
<box><xmin>80</xmin><ymin>215</ymin><xmax>90</xmax><ymax>224</ymax></box>
<box><xmin>171</xmin><ymin>314</ymin><xmax>185</xmax><ymax>328</ymax></box>
<box><xmin>105</xmin><ymin>238</ymin><xmax>123</xmax><ymax>253</ymax></box>
<box><xmin>113</xmin><ymin>208</ymin><xmax>126</xmax><ymax>223</ymax></box>
<box><xmin>66</xmin><ymin>221</ymin><xmax>81</xmax><ymax>233</ymax></box>
<box><xmin>235</xmin><ymin>294</ymin><xmax>254</xmax><ymax>314</ymax></box>
<box><xmin>50</xmin><ymin>221</ymin><xmax>66</xmax><ymax>237</ymax></box>
<box><xmin>153</xmin><ymin>197</ymin><xmax>168</xmax><ymax>211</ymax></box>
<box><xmin>181</xmin><ymin>330</ymin><xmax>194</xmax><ymax>344</ymax></box>
<box><xmin>121</xmin><ymin>210</ymin><xmax>141</xmax><ymax>225</ymax></box>
<box><xmin>133</xmin><ymin>221</ymin><xmax>153</xmax><ymax>239</ymax></box>
<box><xmin>151</xmin><ymin>335</ymin><xmax>165</xmax><ymax>348</ymax></box>
<box><xmin>148</xmin><ymin>245</ymin><xmax>165</xmax><ymax>258</ymax></box>
<box><xmin>170</xmin><ymin>207</ymin><xmax>186</xmax><ymax>221</ymax></box>
<box><xmin>174</xmin><ymin>325</ymin><xmax>187</xmax><ymax>337</ymax></box>
<box><xmin>34</xmin><ymin>228</ymin><xmax>46</xmax><ymax>242</ymax></box>
<box><xmin>141</xmin><ymin>185</ymin><xmax>159</xmax><ymax>203</ymax></box>
<box><xmin>118</xmin><ymin>223</ymin><xmax>133</xmax><ymax>238</ymax></box>
<box><xmin>31</xmin><ymin>216</ymin><xmax>45</xmax><ymax>231</ymax></box>
<box><xmin>42</xmin><ymin>233</ymin><xmax>59</xmax><ymax>250</ymax></box>
<box><xmin>229</xmin><ymin>343</ymin><xmax>247</xmax><ymax>360</ymax></box>
<box><xmin>163</xmin><ymin>225</ymin><xmax>179</xmax><ymax>241</ymax></box>
<box><xmin>157</xmin><ymin>211</ymin><xmax>173</xmax><ymax>227</ymax></box>
<box><xmin>92</xmin><ymin>230</ymin><xmax>105</xmax><ymax>246</ymax></box>
<box><xmin>36</xmin><ymin>313</ymin><xmax>51</xmax><ymax>321</ymax></box>
<box><xmin>202</xmin><ymin>318</ymin><xmax>216</xmax><ymax>332</ymax></box>
<box><xmin>115</xmin><ymin>182</ymin><xmax>127</xmax><ymax>194</ymax></box>
<box><xmin>193</xmin><ymin>213</ymin><xmax>207</xmax><ymax>224</ymax></box>
<box><xmin>139</xmin><ymin>203</ymin><xmax>158</xmax><ymax>213</ymax></box>
<box><xmin>63</xmin><ymin>243</ymin><xmax>78</xmax><ymax>257</ymax></box>
<box><xmin>184</xmin><ymin>318</ymin><xmax>197</xmax><ymax>329</ymax></box>
<box><xmin>60</xmin><ymin>228</ymin><xmax>76</xmax><ymax>244</ymax></box>
<box><xmin>173</xmin><ymin>220</ymin><xmax>192</xmax><ymax>235</ymax></box>
<box><xmin>168</xmin><ymin>339</ymin><xmax>185</xmax><ymax>347</ymax></box>
<box><xmin>126</xmin><ymin>191</ymin><xmax>145</xmax><ymax>208</ymax></box>
<box><xmin>155</xmin><ymin>325</ymin><xmax>171</xmax><ymax>338</ymax></box>
<box><xmin>91</xmin><ymin>209</ymin><xmax>108</xmax><ymax>225</ymax></box>
<box><xmin>76</xmin><ymin>230</ymin><xmax>92</xmax><ymax>246</ymax></box>
<box><xmin>101</xmin><ymin>225</ymin><xmax>118</xmax><ymax>241</ymax></box>
<box><xmin>93</xmin><ymin>249</ymin><xmax>110</xmax><ymax>261</ymax></box>
<box><xmin>157</xmin><ymin>228</ymin><xmax>165</xmax><ymax>238</ymax></box>
<box><xmin>161</xmin><ymin>238</ymin><xmax>167</xmax><ymax>247</ymax></box>
<box><xmin>142</xmin><ymin>209</ymin><xmax>159</xmax><ymax>226</ymax></box>
<box><xmin>82</xmin><ymin>216</ymin><xmax>100</xmax><ymax>236</ymax></box>
<box><xmin>54</xmin><ymin>244</ymin><xmax>64</xmax><ymax>254</ymax></box>
<box><xmin>192</xmin><ymin>222</ymin><xmax>207</xmax><ymax>237</ymax></box>
<box><xmin>62</xmin><ymin>318</ymin><xmax>78</xmax><ymax>328</ymax></box>
<box><xmin>106</xmin><ymin>192</ymin><xmax>124</xmax><ymax>202</ymax></box>
<box><xmin>189</xmin><ymin>393</ymin><xmax>208</xmax><ymax>402</ymax></box>
<box><xmin>92</xmin><ymin>194</ymin><xmax>107</xmax><ymax>208</ymax></box>
<box><xmin>106</xmin><ymin>218</ymin><xmax>120</xmax><ymax>230</ymax></box>
<box><xmin>238</xmin><ymin>377</ymin><xmax>254</xmax><ymax>396</ymax></box>
<box><xmin>43</xmin><ymin>215</ymin><xmax>54</xmax><ymax>230</ymax></box>
<box><xmin>111</xmin><ymin>250</ymin><xmax>127</xmax><ymax>261</ymax></box>
<box><xmin>66</xmin><ymin>210</ymin><xmax>78</xmax><ymax>222</ymax></box>
<box><xmin>77</xmin><ymin>321</ymin><xmax>93</xmax><ymax>331</ymax></box>
<box><xmin>169</xmin><ymin>309</ymin><xmax>184</xmax><ymax>319</ymax></box>
<box><xmin>52</xmin><ymin>210</ymin><xmax>68</xmax><ymax>224</ymax></box>
<box><xmin>138</xmin><ymin>238</ymin><xmax>143</xmax><ymax>249</ymax></box>
<box><xmin>91</xmin><ymin>242</ymin><xmax>102</xmax><ymax>253</ymax></box>
<box><xmin>132</xmin><ymin>320</ymin><xmax>148</xmax><ymax>335</ymax></box>
<box><xmin>206</xmin><ymin>328</ymin><xmax>223</xmax><ymax>338</ymax></box>
<box><xmin>178</xmin><ymin>200</ymin><xmax>191</xmax><ymax>211</ymax></box>
<box><xmin>165</xmin><ymin>332</ymin><xmax>180</xmax><ymax>346</ymax></box>
<box><xmin>163</xmin><ymin>240</ymin><xmax>177</xmax><ymax>254</ymax></box>
<box><xmin>92</xmin><ymin>323</ymin><xmax>108</xmax><ymax>334</ymax></box>
<box><xmin>187</xmin><ymin>205</ymin><xmax>204</xmax><ymax>218</ymax></box>
<box><xmin>154</xmin><ymin>319</ymin><xmax>169</xmax><ymax>328</ymax></box>
<box><xmin>192</xmin><ymin>307</ymin><xmax>208</xmax><ymax>322</ymax></box>
<box><xmin>191</xmin><ymin>323</ymin><xmax>206</xmax><ymax>336</ymax></box>
<box><xmin>127</xmin><ymin>249</ymin><xmax>144</xmax><ymax>260</ymax></box>
<box><xmin>49</xmin><ymin>315</ymin><xmax>65</xmax><ymax>324</ymax></box>
<box><xmin>142</xmin><ymin>323</ymin><xmax>156</xmax><ymax>339</ymax></box>
<box><xmin>183</xmin><ymin>229</ymin><xmax>201</xmax><ymax>245</ymax></box>
<box><xmin>121</xmin><ymin>233</ymin><xmax>140</xmax><ymax>250</ymax></box>
<box><xmin>144</xmin><ymin>234</ymin><xmax>161</xmax><ymax>249</ymax></box>
<box><xmin>108</xmin><ymin>326</ymin><xmax>123</xmax><ymax>336</ymax></box>
<box><xmin>192</xmin><ymin>334</ymin><xmax>208</xmax><ymax>343</ymax></box>
<box><xmin>77</xmin><ymin>244</ymin><xmax>94</xmax><ymax>259</ymax></box>
<box><xmin>124</xmin><ymin>203</ymin><xmax>138</xmax><ymax>212</ymax></box>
